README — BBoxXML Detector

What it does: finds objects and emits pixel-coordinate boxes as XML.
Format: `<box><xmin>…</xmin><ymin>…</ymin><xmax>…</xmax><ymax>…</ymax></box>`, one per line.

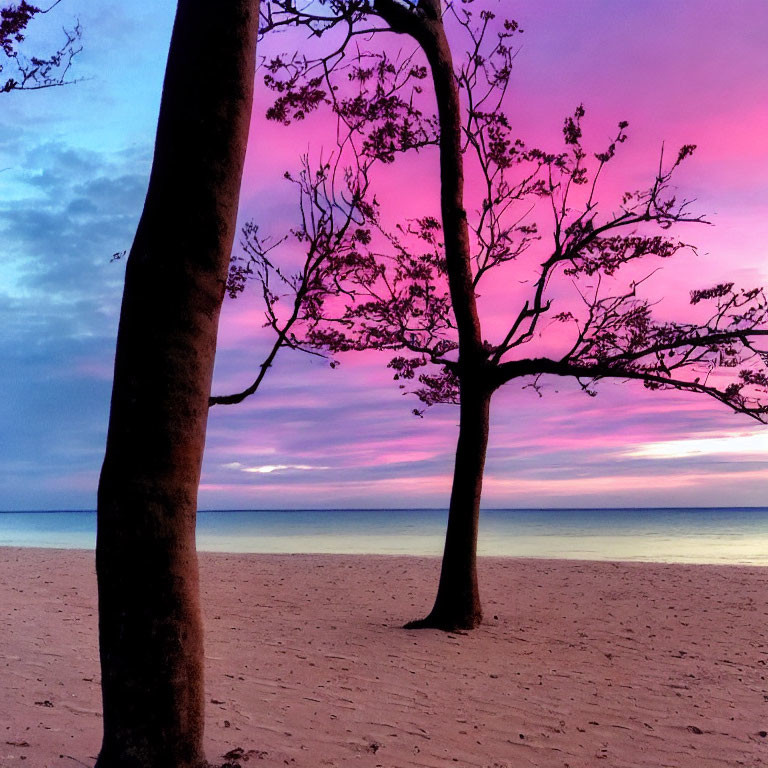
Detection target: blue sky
<box><xmin>2</xmin><ymin>0</ymin><xmax>767</xmax><ymax>510</ymax></box>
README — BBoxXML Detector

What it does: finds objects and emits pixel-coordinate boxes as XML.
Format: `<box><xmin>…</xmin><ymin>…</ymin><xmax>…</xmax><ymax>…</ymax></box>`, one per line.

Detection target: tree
<box><xmin>95</xmin><ymin>1</ymin><xmax>259</xmax><ymax>765</ymax></box>
<box><xmin>1</xmin><ymin>0</ymin><xmax>81</xmax><ymax>94</ymax></box>
<box><xmin>221</xmin><ymin>0</ymin><xmax>768</xmax><ymax>631</ymax></box>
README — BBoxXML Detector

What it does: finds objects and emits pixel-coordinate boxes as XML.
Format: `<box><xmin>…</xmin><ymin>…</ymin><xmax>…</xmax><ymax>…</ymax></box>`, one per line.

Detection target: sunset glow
<box><xmin>1</xmin><ymin>0</ymin><xmax>767</xmax><ymax>509</ymax></box>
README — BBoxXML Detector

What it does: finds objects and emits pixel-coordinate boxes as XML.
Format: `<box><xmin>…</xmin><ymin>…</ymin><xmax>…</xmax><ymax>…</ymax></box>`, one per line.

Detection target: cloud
<box><xmin>0</xmin><ymin>138</ymin><xmax>152</xmax><ymax>508</ymax></box>
<box><xmin>626</xmin><ymin>432</ymin><xmax>768</xmax><ymax>460</ymax></box>
<box><xmin>223</xmin><ymin>462</ymin><xmax>328</xmax><ymax>474</ymax></box>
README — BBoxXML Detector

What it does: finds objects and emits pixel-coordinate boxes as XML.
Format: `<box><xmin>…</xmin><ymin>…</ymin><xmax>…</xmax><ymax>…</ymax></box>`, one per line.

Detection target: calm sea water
<box><xmin>1</xmin><ymin>508</ymin><xmax>767</xmax><ymax>564</ymax></box>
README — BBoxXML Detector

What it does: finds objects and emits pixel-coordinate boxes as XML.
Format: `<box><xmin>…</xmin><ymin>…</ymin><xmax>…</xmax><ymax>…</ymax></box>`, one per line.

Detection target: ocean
<box><xmin>1</xmin><ymin>508</ymin><xmax>767</xmax><ymax>564</ymax></box>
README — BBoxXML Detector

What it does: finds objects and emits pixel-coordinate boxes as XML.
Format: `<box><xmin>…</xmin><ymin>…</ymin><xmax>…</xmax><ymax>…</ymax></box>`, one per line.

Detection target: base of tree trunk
<box><xmin>403</xmin><ymin>607</ymin><xmax>482</xmax><ymax>632</ymax></box>
<box><xmin>95</xmin><ymin>756</ymin><xmax>211</xmax><ymax>768</ymax></box>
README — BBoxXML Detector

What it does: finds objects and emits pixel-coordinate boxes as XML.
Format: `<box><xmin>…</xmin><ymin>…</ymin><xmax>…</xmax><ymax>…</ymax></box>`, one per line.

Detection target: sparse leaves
<box><xmin>690</xmin><ymin>282</ymin><xmax>734</xmax><ymax>305</ymax></box>
<box><xmin>1</xmin><ymin>1</ymin><xmax>81</xmax><ymax>94</ymax></box>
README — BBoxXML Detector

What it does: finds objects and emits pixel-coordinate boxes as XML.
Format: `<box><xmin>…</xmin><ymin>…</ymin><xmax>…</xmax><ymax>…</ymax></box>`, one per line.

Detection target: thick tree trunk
<box><xmin>95</xmin><ymin>2</ymin><xmax>258</xmax><ymax>766</ymax></box>
<box><xmin>406</xmin><ymin>382</ymin><xmax>492</xmax><ymax>630</ymax></box>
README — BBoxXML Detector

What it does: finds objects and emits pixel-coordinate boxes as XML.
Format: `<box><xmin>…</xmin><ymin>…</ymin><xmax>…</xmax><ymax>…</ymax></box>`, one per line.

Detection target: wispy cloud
<box><xmin>224</xmin><ymin>462</ymin><xmax>328</xmax><ymax>474</ymax></box>
<box><xmin>626</xmin><ymin>432</ymin><xmax>768</xmax><ymax>460</ymax></box>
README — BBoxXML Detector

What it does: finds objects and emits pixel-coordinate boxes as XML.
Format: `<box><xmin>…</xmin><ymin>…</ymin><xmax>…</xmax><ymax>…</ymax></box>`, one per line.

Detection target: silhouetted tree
<box><xmin>96</xmin><ymin>1</ymin><xmax>259</xmax><ymax>766</ymax></box>
<box><xmin>1</xmin><ymin>1</ymin><xmax>80</xmax><ymax>94</ymax></box>
<box><xmin>221</xmin><ymin>0</ymin><xmax>768</xmax><ymax>631</ymax></box>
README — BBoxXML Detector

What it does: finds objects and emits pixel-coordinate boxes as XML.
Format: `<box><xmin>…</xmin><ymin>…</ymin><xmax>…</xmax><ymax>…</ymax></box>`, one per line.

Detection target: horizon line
<box><xmin>2</xmin><ymin>506</ymin><xmax>768</xmax><ymax>514</ymax></box>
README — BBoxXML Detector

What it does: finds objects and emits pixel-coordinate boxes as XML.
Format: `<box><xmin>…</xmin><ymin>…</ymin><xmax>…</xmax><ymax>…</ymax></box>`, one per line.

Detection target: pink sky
<box><xmin>197</xmin><ymin>1</ymin><xmax>768</xmax><ymax>508</ymax></box>
<box><xmin>2</xmin><ymin>0</ymin><xmax>766</xmax><ymax>510</ymax></box>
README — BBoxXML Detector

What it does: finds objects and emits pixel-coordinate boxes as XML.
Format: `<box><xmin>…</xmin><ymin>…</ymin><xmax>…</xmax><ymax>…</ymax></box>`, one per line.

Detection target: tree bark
<box><xmin>406</xmin><ymin>381</ymin><xmax>492</xmax><ymax>630</ymax></box>
<box><xmin>95</xmin><ymin>2</ymin><xmax>258</xmax><ymax>766</ymax></box>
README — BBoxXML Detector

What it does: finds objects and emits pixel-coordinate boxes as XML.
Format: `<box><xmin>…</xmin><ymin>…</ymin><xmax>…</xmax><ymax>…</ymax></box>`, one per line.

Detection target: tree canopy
<box><xmin>219</xmin><ymin>2</ymin><xmax>768</xmax><ymax>423</ymax></box>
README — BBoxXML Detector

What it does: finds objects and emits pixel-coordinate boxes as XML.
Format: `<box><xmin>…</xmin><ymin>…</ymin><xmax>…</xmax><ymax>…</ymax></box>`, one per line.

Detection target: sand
<box><xmin>0</xmin><ymin>549</ymin><xmax>766</xmax><ymax>767</ymax></box>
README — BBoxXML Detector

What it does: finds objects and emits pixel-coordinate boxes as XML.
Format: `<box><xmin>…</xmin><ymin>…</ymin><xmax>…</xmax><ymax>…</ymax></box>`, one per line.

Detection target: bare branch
<box><xmin>1</xmin><ymin>2</ymin><xmax>82</xmax><ymax>94</ymax></box>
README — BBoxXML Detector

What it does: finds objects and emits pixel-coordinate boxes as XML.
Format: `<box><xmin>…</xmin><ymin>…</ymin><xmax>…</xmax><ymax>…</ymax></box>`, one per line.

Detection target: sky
<box><xmin>1</xmin><ymin>0</ymin><xmax>767</xmax><ymax>510</ymax></box>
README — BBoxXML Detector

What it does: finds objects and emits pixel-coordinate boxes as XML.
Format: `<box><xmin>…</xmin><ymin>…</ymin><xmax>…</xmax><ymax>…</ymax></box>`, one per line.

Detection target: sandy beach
<box><xmin>1</xmin><ymin>549</ymin><xmax>766</xmax><ymax>767</ymax></box>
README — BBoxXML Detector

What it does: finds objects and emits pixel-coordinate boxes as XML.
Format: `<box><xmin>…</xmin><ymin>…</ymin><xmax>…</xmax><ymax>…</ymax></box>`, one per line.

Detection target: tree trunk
<box><xmin>95</xmin><ymin>2</ymin><xmax>258</xmax><ymax>766</ymax></box>
<box><xmin>417</xmin><ymin>3</ymin><xmax>483</xmax><ymax>354</ymax></box>
<box><xmin>376</xmin><ymin>0</ymin><xmax>490</xmax><ymax>631</ymax></box>
<box><xmin>406</xmin><ymin>381</ymin><xmax>492</xmax><ymax>630</ymax></box>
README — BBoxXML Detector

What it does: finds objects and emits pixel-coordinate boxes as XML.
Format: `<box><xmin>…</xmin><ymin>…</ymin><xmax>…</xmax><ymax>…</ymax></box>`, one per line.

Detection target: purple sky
<box><xmin>1</xmin><ymin>1</ymin><xmax>767</xmax><ymax>510</ymax></box>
